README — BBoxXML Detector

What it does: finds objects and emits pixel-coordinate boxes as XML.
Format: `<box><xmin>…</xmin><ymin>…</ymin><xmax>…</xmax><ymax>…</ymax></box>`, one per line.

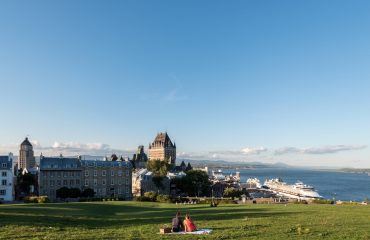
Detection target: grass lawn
<box><xmin>0</xmin><ymin>201</ymin><xmax>369</xmax><ymax>239</ymax></box>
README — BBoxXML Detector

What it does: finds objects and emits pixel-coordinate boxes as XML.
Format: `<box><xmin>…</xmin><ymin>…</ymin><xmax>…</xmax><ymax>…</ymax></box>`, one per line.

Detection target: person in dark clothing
<box><xmin>172</xmin><ymin>211</ymin><xmax>184</xmax><ymax>232</ymax></box>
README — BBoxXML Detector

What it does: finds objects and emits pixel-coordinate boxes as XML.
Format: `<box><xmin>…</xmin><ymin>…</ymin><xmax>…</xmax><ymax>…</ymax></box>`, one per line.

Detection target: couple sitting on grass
<box><xmin>172</xmin><ymin>211</ymin><xmax>197</xmax><ymax>232</ymax></box>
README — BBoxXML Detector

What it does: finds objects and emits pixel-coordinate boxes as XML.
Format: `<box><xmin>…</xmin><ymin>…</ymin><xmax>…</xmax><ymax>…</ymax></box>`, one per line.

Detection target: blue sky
<box><xmin>0</xmin><ymin>1</ymin><xmax>369</xmax><ymax>167</ymax></box>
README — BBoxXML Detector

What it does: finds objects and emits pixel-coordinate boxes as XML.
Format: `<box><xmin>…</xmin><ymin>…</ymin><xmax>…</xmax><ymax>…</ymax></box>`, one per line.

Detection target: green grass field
<box><xmin>0</xmin><ymin>201</ymin><xmax>369</xmax><ymax>239</ymax></box>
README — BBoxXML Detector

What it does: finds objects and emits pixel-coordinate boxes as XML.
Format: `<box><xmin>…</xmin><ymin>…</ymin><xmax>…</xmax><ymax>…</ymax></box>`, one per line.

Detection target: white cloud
<box><xmin>274</xmin><ymin>147</ymin><xmax>301</xmax><ymax>155</ymax></box>
<box><xmin>177</xmin><ymin>146</ymin><xmax>268</xmax><ymax>161</ymax></box>
<box><xmin>1</xmin><ymin>140</ymin><xmax>134</xmax><ymax>157</ymax></box>
<box><xmin>241</xmin><ymin>147</ymin><xmax>268</xmax><ymax>155</ymax></box>
<box><xmin>275</xmin><ymin>145</ymin><xmax>367</xmax><ymax>155</ymax></box>
<box><xmin>303</xmin><ymin>145</ymin><xmax>367</xmax><ymax>154</ymax></box>
<box><xmin>50</xmin><ymin>142</ymin><xmax>110</xmax><ymax>152</ymax></box>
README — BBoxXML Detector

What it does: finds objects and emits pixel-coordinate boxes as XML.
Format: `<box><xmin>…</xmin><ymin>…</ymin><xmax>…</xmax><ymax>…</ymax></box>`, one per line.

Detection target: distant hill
<box><xmin>177</xmin><ymin>158</ymin><xmax>292</xmax><ymax>169</ymax></box>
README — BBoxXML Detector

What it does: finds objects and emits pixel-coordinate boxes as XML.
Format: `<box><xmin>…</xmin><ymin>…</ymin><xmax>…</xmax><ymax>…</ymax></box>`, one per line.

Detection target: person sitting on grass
<box><xmin>171</xmin><ymin>211</ymin><xmax>184</xmax><ymax>232</ymax></box>
<box><xmin>184</xmin><ymin>214</ymin><xmax>197</xmax><ymax>232</ymax></box>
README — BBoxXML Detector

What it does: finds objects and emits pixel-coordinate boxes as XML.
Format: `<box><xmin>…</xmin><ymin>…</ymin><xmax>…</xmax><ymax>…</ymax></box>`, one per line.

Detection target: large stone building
<box><xmin>82</xmin><ymin>159</ymin><xmax>132</xmax><ymax>199</ymax></box>
<box><xmin>148</xmin><ymin>132</ymin><xmax>176</xmax><ymax>165</ymax></box>
<box><xmin>0</xmin><ymin>153</ymin><xmax>14</xmax><ymax>201</ymax></box>
<box><xmin>18</xmin><ymin>137</ymin><xmax>36</xmax><ymax>170</ymax></box>
<box><xmin>39</xmin><ymin>155</ymin><xmax>132</xmax><ymax>200</ymax></box>
<box><xmin>39</xmin><ymin>156</ymin><xmax>82</xmax><ymax>199</ymax></box>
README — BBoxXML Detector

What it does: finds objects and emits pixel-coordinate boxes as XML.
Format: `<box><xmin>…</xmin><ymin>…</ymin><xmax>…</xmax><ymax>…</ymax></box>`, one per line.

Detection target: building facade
<box><xmin>18</xmin><ymin>137</ymin><xmax>36</xmax><ymax>170</ymax></box>
<box><xmin>82</xmin><ymin>160</ymin><xmax>132</xmax><ymax>199</ymax></box>
<box><xmin>132</xmin><ymin>169</ymin><xmax>171</xmax><ymax>196</ymax></box>
<box><xmin>148</xmin><ymin>132</ymin><xmax>176</xmax><ymax>165</ymax></box>
<box><xmin>0</xmin><ymin>153</ymin><xmax>14</xmax><ymax>201</ymax></box>
<box><xmin>39</xmin><ymin>155</ymin><xmax>132</xmax><ymax>200</ymax></box>
<box><xmin>39</xmin><ymin>156</ymin><xmax>82</xmax><ymax>200</ymax></box>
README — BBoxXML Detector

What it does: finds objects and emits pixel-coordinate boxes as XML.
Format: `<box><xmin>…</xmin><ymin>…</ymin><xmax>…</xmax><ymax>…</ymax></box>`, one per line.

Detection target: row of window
<box><xmin>42</xmin><ymin>169</ymin><xmax>131</xmax><ymax>178</ymax></box>
<box><xmin>45</xmin><ymin>179</ymin><xmax>81</xmax><ymax>187</ymax></box>
<box><xmin>85</xmin><ymin>170</ymin><xmax>130</xmax><ymax>177</ymax></box>
<box><xmin>42</xmin><ymin>171</ymin><xmax>81</xmax><ymax>177</ymax></box>
<box><xmin>43</xmin><ymin>178</ymin><xmax>131</xmax><ymax>187</ymax></box>
<box><xmin>85</xmin><ymin>178</ymin><xmax>129</xmax><ymax>186</ymax></box>
<box><xmin>47</xmin><ymin>164</ymin><xmax>78</xmax><ymax>169</ymax></box>
<box><xmin>85</xmin><ymin>162</ymin><xmax>130</xmax><ymax>168</ymax></box>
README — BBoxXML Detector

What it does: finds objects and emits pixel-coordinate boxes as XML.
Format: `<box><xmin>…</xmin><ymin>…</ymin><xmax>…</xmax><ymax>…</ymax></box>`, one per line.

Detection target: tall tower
<box><xmin>18</xmin><ymin>137</ymin><xmax>35</xmax><ymax>170</ymax></box>
<box><xmin>148</xmin><ymin>132</ymin><xmax>176</xmax><ymax>165</ymax></box>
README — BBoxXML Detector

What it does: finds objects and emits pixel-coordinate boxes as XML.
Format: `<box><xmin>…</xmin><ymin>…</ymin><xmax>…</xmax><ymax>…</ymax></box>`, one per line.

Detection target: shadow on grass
<box><xmin>0</xmin><ymin>202</ymin><xmax>302</xmax><ymax>229</ymax></box>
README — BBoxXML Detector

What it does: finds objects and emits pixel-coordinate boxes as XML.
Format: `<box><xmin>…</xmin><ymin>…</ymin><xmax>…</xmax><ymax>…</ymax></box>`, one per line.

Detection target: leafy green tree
<box><xmin>17</xmin><ymin>172</ymin><xmax>36</xmax><ymax>195</ymax></box>
<box><xmin>69</xmin><ymin>188</ymin><xmax>81</xmax><ymax>198</ymax></box>
<box><xmin>146</xmin><ymin>159</ymin><xmax>170</xmax><ymax>177</ymax></box>
<box><xmin>223</xmin><ymin>187</ymin><xmax>243</xmax><ymax>198</ymax></box>
<box><xmin>81</xmin><ymin>188</ymin><xmax>95</xmax><ymax>198</ymax></box>
<box><xmin>152</xmin><ymin>175</ymin><xmax>165</xmax><ymax>189</ymax></box>
<box><xmin>56</xmin><ymin>187</ymin><xmax>70</xmax><ymax>199</ymax></box>
<box><xmin>176</xmin><ymin>170</ymin><xmax>211</xmax><ymax>197</ymax></box>
<box><xmin>143</xmin><ymin>191</ymin><xmax>158</xmax><ymax>201</ymax></box>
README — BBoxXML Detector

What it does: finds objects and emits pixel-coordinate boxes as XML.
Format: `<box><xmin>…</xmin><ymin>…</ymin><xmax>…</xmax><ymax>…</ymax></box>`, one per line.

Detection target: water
<box><xmin>222</xmin><ymin>168</ymin><xmax>370</xmax><ymax>201</ymax></box>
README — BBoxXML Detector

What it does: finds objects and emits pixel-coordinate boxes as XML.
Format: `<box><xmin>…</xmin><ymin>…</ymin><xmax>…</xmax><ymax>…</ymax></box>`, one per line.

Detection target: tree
<box><xmin>223</xmin><ymin>187</ymin><xmax>243</xmax><ymax>198</ymax></box>
<box><xmin>69</xmin><ymin>188</ymin><xmax>81</xmax><ymax>198</ymax></box>
<box><xmin>17</xmin><ymin>172</ymin><xmax>36</xmax><ymax>195</ymax></box>
<box><xmin>143</xmin><ymin>191</ymin><xmax>158</xmax><ymax>201</ymax></box>
<box><xmin>152</xmin><ymin>175</ymin><xmax>165</xmax><ymax>189</ymax></box>
<box><xmin>56</xmin><ymin>187</ymin><xmax>70</xmax><ymax>199</ymax></box>
<box><xmin>175</xmin><ymin>170</ymin><xmax>211</xmax><ymax>197</ymax></box>
<box><xmin>81</xmin><ymin>188</ymin><xmax>95</xmax><ymax>198</ymax></box>
<box><xmin>146</xmin><ymin>159</ymin><xmax>170</xmax><ymax>177</ymax></box>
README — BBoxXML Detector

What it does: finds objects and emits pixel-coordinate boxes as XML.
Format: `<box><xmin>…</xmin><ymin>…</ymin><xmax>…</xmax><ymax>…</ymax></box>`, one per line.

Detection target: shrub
<box><xmin>312</xmin><ymin>199</ymin><xmax>334</xmax><ymax>204</ymax></box>
<box><xmin>69</xmin><ymin>188</ymin><xmax>81</xmax><ymax>198</ymax></box>
<box><xmin>157</xmin><ymin>194</ymin><xmax>171</xmax><ymax>203</ymax></box>
<box><xmin>24</xmin><ymin>196</ymin><xmax>38</xmax><ymax>203</ymax></box>
<box><xmin>134</xmin><ymin>196</ymin><xmax>151</xmax><ymax>202</ymax></box>
<box><xmin>81</xmin><ymin>188</ymin><xmax>95</xmax><ymax>198</ymax></box>
<box><xmin>143</xmin><ymin>191</ymin><xmax>158</xmax><ymax>202</ymax></box>
<box><xmin>218</xmin><ymin>199</ymin><xmax>238</xmax><ymax>204</ymax></box>
<box><xmin>56</xmin><ymin>187</ymin><xmax>70</xmax><ymax>199</ymax></box>
<box><xmin>24</xmin><ymin>196</ymin><xmax>49</xmax><ymax>203</ymax></box>
<box><xmin>37</xmin><ymin>196</ymin><xmax>50</xmax><ymax>203</ymax></box>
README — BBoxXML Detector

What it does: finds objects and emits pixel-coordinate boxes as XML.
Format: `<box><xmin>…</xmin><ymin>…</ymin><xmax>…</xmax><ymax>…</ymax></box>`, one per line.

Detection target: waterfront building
<box><xmin>0</xmin><ymin>153</ymin><xmax>14</xmax><ymax>201</ymax></box>
<box><xmin>131</xmin><ymin>145</ymin><xmax>148</xmax><ymax>169</ymax></box>
<box><xmin>193</xmin><ymin>166</ymin><xmax>209</xmax><ymax>174</ymax></box>
<box><xmin>148</xmin><ymin>132</ymin><xmax>176</xmax><ymax>165</ymax></box>
<box><xmin>18</xmin><ymin>137</ymin><xmax>36</xmax><ymax>170</ymax></box>
<box><xmin>39</xmin><ymin>155</ymin><xmax>132</xmax><ymax>200</ymax></box>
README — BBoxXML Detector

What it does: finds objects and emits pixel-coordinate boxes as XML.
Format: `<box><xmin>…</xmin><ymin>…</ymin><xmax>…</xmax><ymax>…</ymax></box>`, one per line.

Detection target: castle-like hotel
<box><xmin>148</xmin><ymin>132</ymin><xmax>176</xmax><ymax>165</ymax></box>
<box><xmin>0</xmin><ymin>132</ymin><xmax>183</xmax><ymax>202</ymax></box>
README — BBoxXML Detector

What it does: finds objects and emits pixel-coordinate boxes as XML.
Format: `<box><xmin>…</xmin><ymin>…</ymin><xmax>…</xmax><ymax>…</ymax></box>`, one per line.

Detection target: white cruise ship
<box><xmin>263</xmin><ymin>178</ymin><xmax>322</xmax><ymax>199</ymax></box>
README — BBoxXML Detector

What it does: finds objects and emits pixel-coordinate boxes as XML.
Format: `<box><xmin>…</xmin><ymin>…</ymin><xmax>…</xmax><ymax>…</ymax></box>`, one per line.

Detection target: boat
<box><xmin>263</xmin><ymin>178</ymin><xmax>322</xmax><ymax>199</ymax></box>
